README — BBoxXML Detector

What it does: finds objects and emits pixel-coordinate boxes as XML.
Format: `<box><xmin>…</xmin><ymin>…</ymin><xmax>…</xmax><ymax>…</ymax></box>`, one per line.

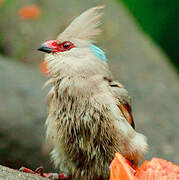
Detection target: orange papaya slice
<box><xmin>135</xmin><ymin>158</ymin><xmax>179</xmax><ymax>180</ymax></box>
<box><xmin>110</xmin><ymin>153</ymin><xmax>135</xmax><ymax>180</ymax></box>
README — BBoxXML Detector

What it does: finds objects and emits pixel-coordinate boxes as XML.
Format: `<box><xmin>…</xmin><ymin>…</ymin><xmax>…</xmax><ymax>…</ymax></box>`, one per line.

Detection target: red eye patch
<box><xmin>44</xmin><ymin>40</ymin><xmax>75</xmax><ymax>53</ymax></box>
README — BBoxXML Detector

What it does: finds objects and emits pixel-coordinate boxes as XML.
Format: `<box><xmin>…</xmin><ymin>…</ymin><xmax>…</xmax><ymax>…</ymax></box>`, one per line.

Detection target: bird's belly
<box><xmin>46</xmin><ymin>93</ymin><xmax>146</xmax><ymax>179</ymax></box>
<box><xmin>46</xmin><ymin>97</ymin><xmax>114</xmax><ymax>179</ymax></box>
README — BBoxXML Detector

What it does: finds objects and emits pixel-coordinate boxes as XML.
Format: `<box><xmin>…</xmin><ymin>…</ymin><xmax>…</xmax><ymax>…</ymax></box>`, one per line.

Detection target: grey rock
<box><xmin>0</xmin><ymin>56</ymin><xmax>53</xmax><ymax>171</ymax></box>
<box><xmin>0</xmin><ymin>165</ymin><xmax>48</xmax><ymax>180</ymax></box>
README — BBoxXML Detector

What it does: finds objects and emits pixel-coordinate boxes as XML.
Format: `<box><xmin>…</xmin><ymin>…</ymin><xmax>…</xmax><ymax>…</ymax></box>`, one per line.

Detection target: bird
<box><xmin>38</xmin><ymin>6</ymin><xmax>148</xmax><ymax>180</ymax></box>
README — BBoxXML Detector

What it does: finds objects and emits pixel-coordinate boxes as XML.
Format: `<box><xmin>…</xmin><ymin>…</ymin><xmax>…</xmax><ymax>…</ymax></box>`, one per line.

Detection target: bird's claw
<box><xmin>19</xmin><ymin>166</ymin><xmax>65</xmax><ymax>179</ymax></box>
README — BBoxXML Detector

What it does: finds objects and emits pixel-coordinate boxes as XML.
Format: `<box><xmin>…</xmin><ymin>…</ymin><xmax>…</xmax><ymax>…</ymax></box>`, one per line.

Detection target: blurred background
<box><xmin>0</xmin><ymin>0</ymin><xmax>178</xmax><ymax>172</ymax></box>
<box><xmin>120</xmin><ymin>0</ymin><xmax>179</xmax><ymax>72</ymax></box>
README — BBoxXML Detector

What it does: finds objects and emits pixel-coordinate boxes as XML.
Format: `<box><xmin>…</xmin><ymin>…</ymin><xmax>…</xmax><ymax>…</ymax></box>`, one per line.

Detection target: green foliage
<box><xmin>118</xmin><ymin>0</ymin><xmax>179</xmax><ymax>71</ymax></box>
<box><xmin>0</xmin><ymin>32</ymin><xmax>4</xmax><ymax>54</ymax></box>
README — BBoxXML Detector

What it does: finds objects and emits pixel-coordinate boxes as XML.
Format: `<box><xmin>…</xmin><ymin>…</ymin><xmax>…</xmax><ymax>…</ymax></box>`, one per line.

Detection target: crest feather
<box><xmin>57</xmin><ymin>6</ymin><xmax>104</xmax><ymax>43</ymax></box>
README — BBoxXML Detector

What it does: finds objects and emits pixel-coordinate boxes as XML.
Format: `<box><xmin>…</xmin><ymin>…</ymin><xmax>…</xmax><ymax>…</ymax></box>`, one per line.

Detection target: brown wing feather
<box><xmin>105</xmin><ymin>77</ymin><xmax>135</xmax><ymax>129</ymax></box>
<box><xmin>118</xmin><ymin>103</ymin><xmax>135</xmax><ymax>129</ymax></box>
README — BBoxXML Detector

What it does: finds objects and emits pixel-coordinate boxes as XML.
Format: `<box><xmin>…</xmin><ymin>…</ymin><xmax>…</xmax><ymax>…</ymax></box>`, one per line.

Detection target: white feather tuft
<box><xmin>131</xmin><ymin>132</ymin><xmax>148</xmax><ymax>153</ymax></box>
<box><xmin>57</xmin><ymin>6</ymin><xmax>105</xmax><ymax>43</ymax></box>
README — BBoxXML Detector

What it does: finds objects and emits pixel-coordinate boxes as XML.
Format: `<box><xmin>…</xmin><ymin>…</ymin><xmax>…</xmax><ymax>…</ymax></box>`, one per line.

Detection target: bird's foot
<box><xmin>19</xmin><ymin>166</ymin><xmax>65</xmax><ymax>179</ymax></box>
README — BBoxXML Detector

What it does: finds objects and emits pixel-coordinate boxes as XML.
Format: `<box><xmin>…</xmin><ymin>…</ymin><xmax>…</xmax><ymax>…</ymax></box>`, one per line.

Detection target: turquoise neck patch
<box><xmin>89</xmin><ymin>44</ymin><xmax>108</xmax><ymax>63</ymax></box>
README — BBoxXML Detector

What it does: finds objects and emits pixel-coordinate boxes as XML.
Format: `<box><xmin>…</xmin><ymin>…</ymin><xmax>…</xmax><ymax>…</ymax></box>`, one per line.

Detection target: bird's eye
<box><xmin>62</xmin><ymin>41</ymin><xmax>74</xmax><ymax>50</ymax></box>
<box><xmin>63</xmin><ymin>42</ymin><xmax>70</xmax><ymax>48</ymax></box>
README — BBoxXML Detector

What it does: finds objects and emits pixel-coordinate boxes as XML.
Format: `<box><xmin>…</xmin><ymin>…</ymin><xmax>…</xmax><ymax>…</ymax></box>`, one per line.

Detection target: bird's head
<box><xmin>38</xmin><ymin>6</ymin><xmax>109</xmax><ymax>77</ymax></box>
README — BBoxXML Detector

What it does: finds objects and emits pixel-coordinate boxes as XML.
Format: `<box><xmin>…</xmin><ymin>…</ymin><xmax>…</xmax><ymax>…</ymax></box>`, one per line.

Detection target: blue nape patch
<box><xmin>89</xmin><ymin>44</ymin><xmax>108</xmax><ymax>63</ymax></box>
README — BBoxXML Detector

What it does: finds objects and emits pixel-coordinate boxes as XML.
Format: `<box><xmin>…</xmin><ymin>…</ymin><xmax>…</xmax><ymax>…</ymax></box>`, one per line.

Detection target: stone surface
<box><xmin>0</xmin><ymin>56</ymin><xmax>53</xmax><ymax>171</ymax></box>
<box><xmin>0</xmin><ymin>165</ymin><xmax>48</xmax><ymax>180</ymax></box>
